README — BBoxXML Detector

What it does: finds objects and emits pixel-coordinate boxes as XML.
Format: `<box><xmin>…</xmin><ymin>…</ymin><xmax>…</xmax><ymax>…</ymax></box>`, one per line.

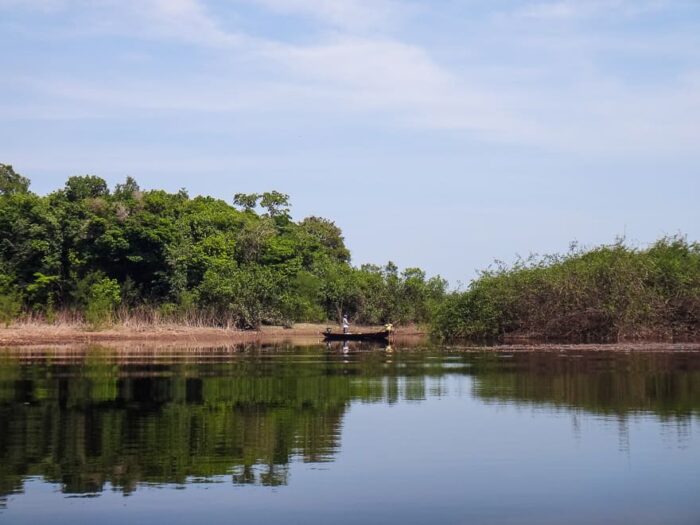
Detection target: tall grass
<box><xmin>4</xmin><ymin>305</ymin><xmax>246</xmax><ymax>331</ymax></box>
<box><xmin>431</xmin><ymin>236</ymin><xmax>700</xmax><ymax>342</ymax></box>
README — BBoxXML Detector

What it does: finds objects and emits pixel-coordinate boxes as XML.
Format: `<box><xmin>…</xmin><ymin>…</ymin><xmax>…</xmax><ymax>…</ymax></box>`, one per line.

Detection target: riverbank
<box><xmin>0</xmin><ymin>322</ymin><xmax>426</xmax><ymax>347</ymax></box>
<box><xmin>1</xmin><ymin>326</ymin><xmax>699</xmax><ymax>354</ymax></box>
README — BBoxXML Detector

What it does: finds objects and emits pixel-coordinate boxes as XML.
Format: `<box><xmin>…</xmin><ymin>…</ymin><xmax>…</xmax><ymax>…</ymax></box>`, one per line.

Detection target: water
<box><xmin>1</xmin><ymin>343</ymin><xmax>699</xmax><ymax>524</ymax></box>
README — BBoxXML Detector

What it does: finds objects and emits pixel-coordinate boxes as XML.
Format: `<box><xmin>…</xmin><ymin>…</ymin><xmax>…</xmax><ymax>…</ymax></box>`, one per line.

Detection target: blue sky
<box><xmin>1</xmin><ymin>0</ymin><xmax>699</xmax><ymax>285</ymax></box>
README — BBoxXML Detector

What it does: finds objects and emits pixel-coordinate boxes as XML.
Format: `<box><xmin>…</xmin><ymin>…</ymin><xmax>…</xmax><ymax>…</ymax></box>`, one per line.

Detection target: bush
<box><xmin>196</xmin><ymin>263</ymin><xmax>281</xmax><ymax>328</ymax></box>
<box><xmin>0</xmin><ymin>292</ymin><xmax>22</xmax><ymax>327</ymax></box>
<box><xmin>431</xmin><ymin>236</ymin><xmax>700</xmax><ymax>342</ymax></box>
<box><xmin>0</xmin><ymin>275</ymin><xmax>22</xmax><ymax>327</ymax></box>
<box><xmin>85</xmin><ymin>278</ymin><xmax>121</xmax><ymax>329</ymax></box>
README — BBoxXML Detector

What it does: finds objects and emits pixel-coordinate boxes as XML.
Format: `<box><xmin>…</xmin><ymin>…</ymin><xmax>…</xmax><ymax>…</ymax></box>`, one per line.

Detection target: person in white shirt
<box><xmin>342</xmin><ymin>315</ymin><xmax>349</xmax><ymax>334</ymax></box>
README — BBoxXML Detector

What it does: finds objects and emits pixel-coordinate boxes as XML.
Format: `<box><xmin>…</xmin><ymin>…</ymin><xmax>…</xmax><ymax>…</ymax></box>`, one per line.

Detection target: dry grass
<box><xmin>0</xmin><ymin>323</ymin><xmax>251</xmax><ymax>347</ymax></box>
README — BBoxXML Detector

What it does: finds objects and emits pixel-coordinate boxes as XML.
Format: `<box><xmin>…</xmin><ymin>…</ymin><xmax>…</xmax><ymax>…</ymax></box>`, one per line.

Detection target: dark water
<box><xmin>1</xmin><ymin>343</ymin><xmax>699</xmax><ymax>524</ymax></box>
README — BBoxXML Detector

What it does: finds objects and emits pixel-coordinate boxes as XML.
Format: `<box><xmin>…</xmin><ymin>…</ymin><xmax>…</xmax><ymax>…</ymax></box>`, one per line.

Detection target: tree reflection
<box><xmin>0</xmin><ymin>347</ymin><xmax>698</xmax><ymax>498</ymax></box>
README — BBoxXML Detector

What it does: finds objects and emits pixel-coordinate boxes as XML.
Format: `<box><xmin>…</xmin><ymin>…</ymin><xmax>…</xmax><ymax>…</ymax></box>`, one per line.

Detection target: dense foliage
<box><xmin>432</xmin><ymin>237</ymin><xmax>700</xmax><ymax>342</ymax></box>
<box><xmin>0</xmin><ymin>164</ymin><xmax>446</xmax><ymax>327</ymax></box>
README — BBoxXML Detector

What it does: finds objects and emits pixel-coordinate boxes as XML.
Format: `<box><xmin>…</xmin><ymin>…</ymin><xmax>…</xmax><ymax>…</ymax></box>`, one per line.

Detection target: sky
<box><xmin>1</xmin><ymin>0</ymin><xmax>699</xmax><ymax>285</ymax></box>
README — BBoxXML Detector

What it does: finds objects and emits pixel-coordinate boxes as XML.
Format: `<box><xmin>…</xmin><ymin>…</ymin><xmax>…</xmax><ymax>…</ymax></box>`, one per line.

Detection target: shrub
<box><xmin>0</xmin><ymin>292</ymin><xmax>22</xmax><ymax>327</ymax></box>
<box><xmin>85</xmin><ymin>278</ymin><xmax>122</xmax><ymax>329</ymax></box>
<box><xmin>432</xmin><ymin>236</ymin><xmax>700</xmax><ymax>342</ymax></box>
<box><xmin>0</xmin><ymin>275</ymin><xmax>22</xmax><ymax>327</ymax></box>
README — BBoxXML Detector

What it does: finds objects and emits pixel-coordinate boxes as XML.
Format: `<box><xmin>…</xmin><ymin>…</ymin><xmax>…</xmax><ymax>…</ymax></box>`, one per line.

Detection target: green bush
<box><xmin>196</xmin><ymin>262</ymin><xmax>281</xmax><ymax>328</ymax></box>
<box><xmin>0</xmin><ymin>275</ymin><xmax>22</xmax><ymax>327</ymax></box>
<box><xmin>432</xmin><ymin>236</ymin><xmax>700</xmax><ymax>342</ymax></box>
<box><xmin>85</xmin><ymin>278</ymin><xmax>121</xmax><ymax>329</ymax></box>
<box><xmin>0</xmin><ymin>292</ymin><xmax>22</xmax><ymax>327</ymax></box>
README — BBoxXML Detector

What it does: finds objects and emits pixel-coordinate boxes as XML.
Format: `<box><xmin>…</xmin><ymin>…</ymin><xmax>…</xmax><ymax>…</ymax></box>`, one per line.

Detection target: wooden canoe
<box><xmin>322</xmin><ymin>330</ymin><xmax>391</xmax><ymax>342</ymax></box>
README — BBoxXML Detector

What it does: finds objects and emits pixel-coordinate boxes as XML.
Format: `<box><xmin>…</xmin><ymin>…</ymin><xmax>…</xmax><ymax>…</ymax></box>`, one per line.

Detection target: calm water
<box><xmin>1</xmin><ymin>343</ymin><xmax>699</xmax><ymax>524</ymax></box>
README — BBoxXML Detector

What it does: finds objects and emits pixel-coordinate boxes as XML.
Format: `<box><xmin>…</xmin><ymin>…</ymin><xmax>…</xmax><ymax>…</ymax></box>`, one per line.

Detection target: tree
<box><xmin>64</xmin><ymin>175</ymin><xmax>109</xmax><ymax>201</ymax></box>
<box><xmin>114</xmin><ymin>176</ymin><xmax>141</xmax><ymax>200</ymax></box>
<box><xmin>233</xmin><ymin>193</ymin><xmax>260</xmax><ymax>212</ymax></box>
<box><xmin>234</xmin><ymin>191</ymin><xmax>291</xmax><ymax>219</ymax></box>
<box><xmin>299</xmin><ymin>216</ymin><xmax>350</xmax><ymax>263</ymax></box>
<box><xmin>259</xmin><ymin>191</ymin><xmax>290</xmax><ymax>218</ymax></box>
<box><xmin>0</xmin><ymin>164</ymin><xmax>30</xmax><ymax>196</ymax></box>
<box><xmin>317</xmin><ymin>261</ymin><xmax>358</xmax><ymax>322</ymax></box>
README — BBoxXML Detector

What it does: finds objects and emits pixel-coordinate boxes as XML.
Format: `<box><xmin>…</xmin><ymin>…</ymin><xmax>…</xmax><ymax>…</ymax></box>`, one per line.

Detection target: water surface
<box><xmin>1</xmin><ymin>343</ymin><xmax>699</xmax><ymax>524</ymax></box>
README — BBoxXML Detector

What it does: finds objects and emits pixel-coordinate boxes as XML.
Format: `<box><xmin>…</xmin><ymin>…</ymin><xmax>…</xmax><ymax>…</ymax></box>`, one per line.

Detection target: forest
<box><xmin>0</xmin><ymin>163</ymin><xmax>446</xmax><ymax>329</ymax></box>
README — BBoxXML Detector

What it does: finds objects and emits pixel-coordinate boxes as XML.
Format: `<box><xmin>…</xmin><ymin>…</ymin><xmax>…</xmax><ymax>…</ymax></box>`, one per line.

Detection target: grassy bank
<box><xmin>431</xmin><ymin>236</ymin><xmax>700</xmax><ymax>342</ymax></box>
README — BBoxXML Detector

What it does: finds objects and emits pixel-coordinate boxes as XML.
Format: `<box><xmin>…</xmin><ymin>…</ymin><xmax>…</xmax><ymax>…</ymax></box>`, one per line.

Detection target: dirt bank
<box><xmin>0</xmin><ymin>323</ymin><xmax>426</xmax><ymax>348</ymax></box>
<box><xmin>2</xmin><ymin>323</ymin><xmax>697</xmax><ymax>352</ymax></box>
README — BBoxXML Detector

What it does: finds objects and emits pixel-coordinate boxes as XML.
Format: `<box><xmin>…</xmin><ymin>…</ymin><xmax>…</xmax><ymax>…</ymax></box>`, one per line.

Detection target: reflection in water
<box><xmin>0</xmin><ymin>345</ymin><xmax>699</xmax><ymax>503</ymax></box>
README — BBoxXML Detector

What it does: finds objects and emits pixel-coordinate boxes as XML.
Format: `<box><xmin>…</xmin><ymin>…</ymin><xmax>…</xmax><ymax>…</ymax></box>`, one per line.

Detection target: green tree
<box><xmin>0</xmin><ymin>164</ymin><xmax>30</xmax><ymax>195</ymax></box>
<box><xmin>233</xmin><ymin>192</ymin><xmax>260</xmax><ymax>211</ymax></box>
<box><xmin>64</xmin><ymin>175</ymin><xmax>109</xmax><ymax>201</ymax></box>
<box><xmin>259</xmin><ymin>191</ymin><xmax>290</xmax><ymax>218</ymax></box>
<box><xmin>298</xmin><ymin>216</ymin><xmax>350</xmax><ymax>263</ymax></box>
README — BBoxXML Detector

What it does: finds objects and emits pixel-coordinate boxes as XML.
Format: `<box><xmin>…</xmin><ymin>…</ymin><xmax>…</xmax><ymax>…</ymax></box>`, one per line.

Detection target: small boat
<box><xmin>322</xmin><ymin>329</ymin><xmax>391</xmax><ymax>342</ymax></box>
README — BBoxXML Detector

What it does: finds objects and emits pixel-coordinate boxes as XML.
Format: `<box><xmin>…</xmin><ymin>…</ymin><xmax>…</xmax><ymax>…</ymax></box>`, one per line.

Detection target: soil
<box><xmin>0</xmin><ymin>322</ymin><xmax>425</xmax><ymax>348</ymax></box>
<box><xmin>1</xmin><ymin>323</ymin><xmax>698</xmax><ymax>353</ymax></box>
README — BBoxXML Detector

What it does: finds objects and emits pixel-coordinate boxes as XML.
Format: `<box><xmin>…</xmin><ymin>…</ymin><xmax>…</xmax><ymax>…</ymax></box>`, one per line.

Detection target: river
<box><xmin>1</xmin><ymin>342</ymin><xmax>699</xmax><ymax>524</ymax></box>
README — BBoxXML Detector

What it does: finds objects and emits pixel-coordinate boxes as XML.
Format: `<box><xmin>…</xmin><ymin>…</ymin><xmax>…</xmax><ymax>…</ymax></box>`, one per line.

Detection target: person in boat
<box><xmin>342</xmin><ymin>315</ymin><xmax>349</xmax><ymax>334</ymax></box>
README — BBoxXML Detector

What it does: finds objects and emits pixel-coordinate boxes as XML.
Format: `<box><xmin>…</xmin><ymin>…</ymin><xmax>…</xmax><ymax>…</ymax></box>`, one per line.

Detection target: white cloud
<box><xmin>549</xmin><ymin>73</ymin><xmax>700</xmax><ymax>154</ymax></box>
<box><xmin>244</xmin><ymin>0</ymin><xmax>401</xmax><ymax>30</ymax></box>
<box><xmin>0</xmin><ymin>0</ymin><xmax>247</xmax><ymax>46</ymax></box>
<box><xmin>520</xmin><ymin>1</ymin><xmax>581</xmax><ymax>19</ymax></box>
<box><xmin>517</xmin><ymin>0</ymin><xmax>675</xmax><ymax>20</ymax></box>
<box><xmin>267</xmin><ymin>37</ymin><xmax>531</xmax><ymax>137</ymax></box>
<box><xmin>1</xmin><ymin>0</ymin><xmax>699</xmax><ymax>156</ymax></box>
<box><xmin>89</xmin><ymin>0</ymin><xmax>248</xmax><ymax>47</ymax></box>
<box><xmin>1</xmin><ymin>0</ymin><xmax>527</xmax><ymax>138</ymax></box>
<box><xmin>140</xmin><ymin>0</ymin><xmax>238</xmax><ymax>45</ymax></box>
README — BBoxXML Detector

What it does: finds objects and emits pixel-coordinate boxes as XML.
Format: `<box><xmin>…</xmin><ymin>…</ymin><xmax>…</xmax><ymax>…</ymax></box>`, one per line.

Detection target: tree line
<box><xmin>0</xmin><ymin>163</ymin><xmax>447</xmax><ymax>328</ymax></box>
<box><xmin>2</xmin><ymin>162</ymin><xmax>697</xmax><ymax>341</ymax></box>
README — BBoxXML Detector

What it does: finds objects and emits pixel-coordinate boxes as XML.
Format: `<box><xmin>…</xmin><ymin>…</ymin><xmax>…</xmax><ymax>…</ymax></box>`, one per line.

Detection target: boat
<box><xmin>321</xmin><ymin>329</ymin><xmax>391</xmax><ymax>342</ymax></box>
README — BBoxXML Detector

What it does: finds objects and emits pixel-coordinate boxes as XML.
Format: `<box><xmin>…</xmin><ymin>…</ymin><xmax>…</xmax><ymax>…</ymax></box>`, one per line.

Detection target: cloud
<box><xmin>84</xmin><ymin>0</ymin><xmax>248</xmax><ymax>48</ymax></box>
<box><xmin>551</xmin><ymin>72</ymin><xmax>700</xmax><ymax>154</ymax></box>
<box><xmin>0</xmin><ymin>0</ymin><xmax>248</xmax><ymax>47</ymax></box>
<box><xmin>244</xmin><ymin>0</ymin><xmax>401</xmax><ymax>31</ymax></box>
<box><xmin>267</xmin><ymin>37</ymin><xmax>530</xmax><ymax>136</ymax></box>
<box><xmin>140</xmin><ymin>0</ymin><xmax>239</xmax><ymax>45</ymax></box>
<box><xmin>520</xmin><ymin>1</ymin><xmax>581</xmax><ymax>19</ymax></box>
<box><xmin>516</xmin><ymin>0</ymin><xmax>675</xmax><ymax>20</ymax></box>
<box><xmin>1</xmin><ymin>0</ymin><xmax>699</xmax><ymax>157</ymax></box>
<box><xmin>1</xmin><ymin>0</ymin><xmax>526</xmax><ymax>138</ymax></box>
